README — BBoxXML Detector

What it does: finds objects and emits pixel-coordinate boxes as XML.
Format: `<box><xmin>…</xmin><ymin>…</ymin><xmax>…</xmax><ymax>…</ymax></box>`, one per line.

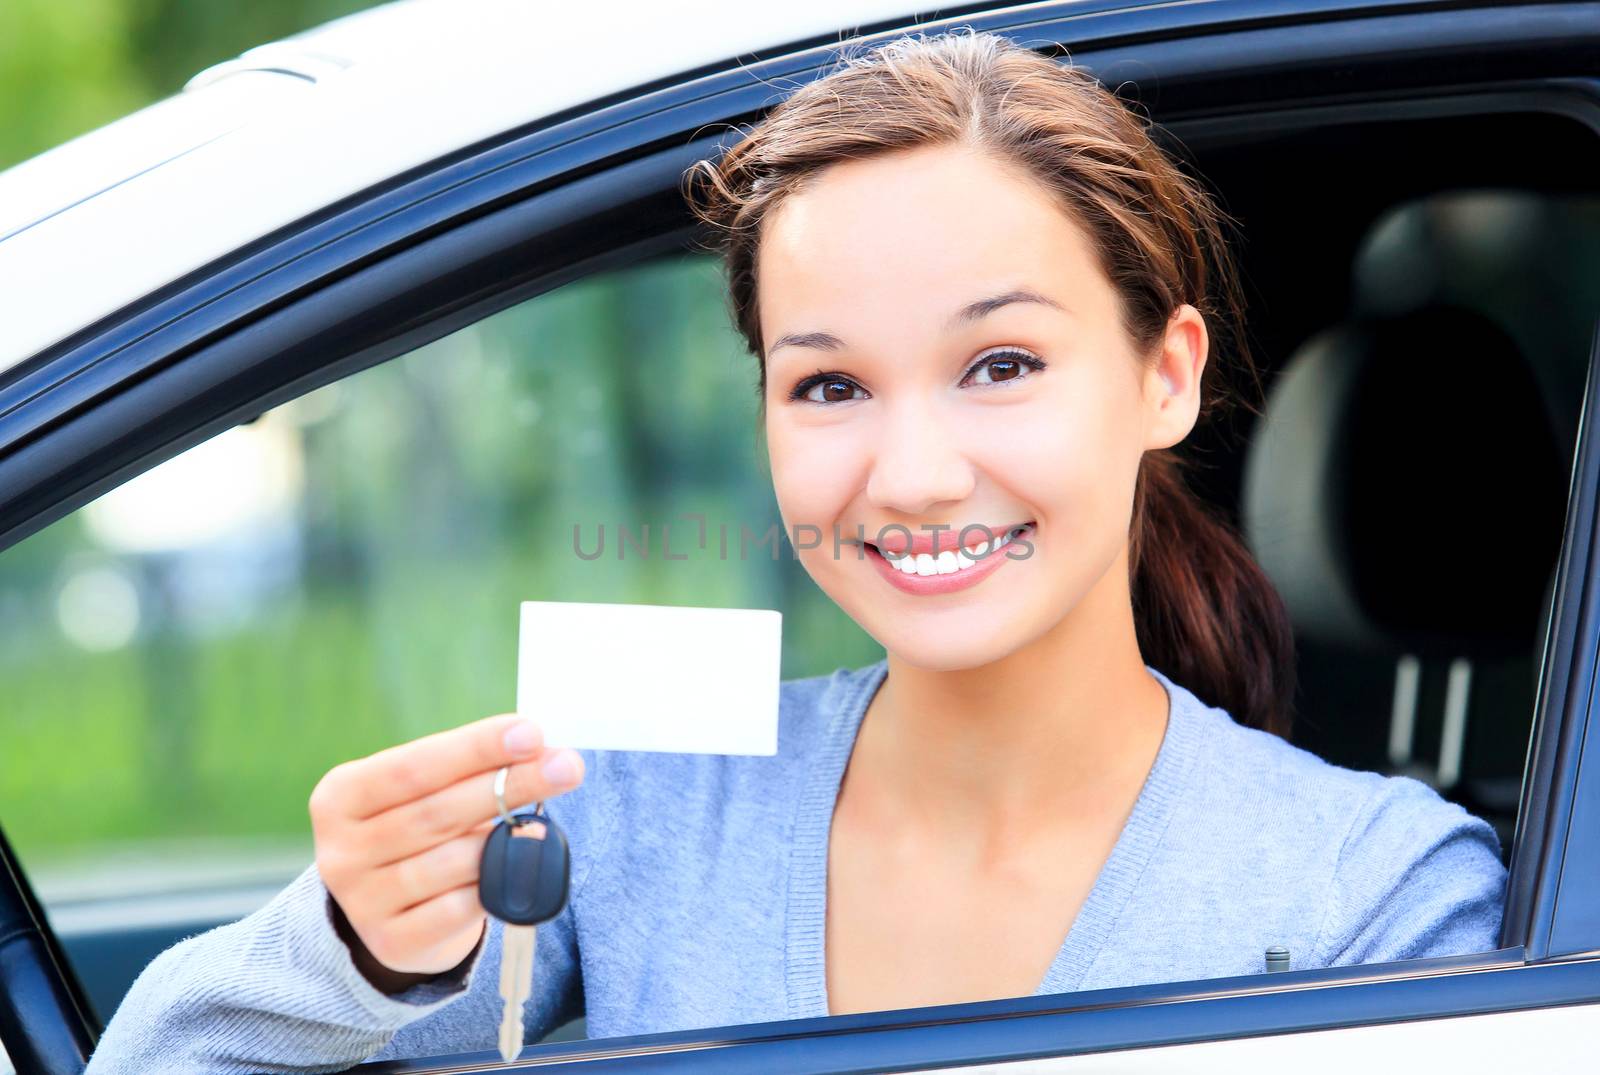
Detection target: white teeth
<box><xmin>880</xmin><ymin>526</ymin><xmax>1029</xmax><ymax>579</ymax></box>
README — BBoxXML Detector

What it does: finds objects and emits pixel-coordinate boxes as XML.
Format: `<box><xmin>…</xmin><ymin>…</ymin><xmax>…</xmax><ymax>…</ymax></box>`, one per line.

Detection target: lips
<box><xmin>868</xmin><ymin>521</ymin><xmax>1035</xmax><ymax>557</ymax></box>
<box><xmin>861</xmin><ymin>522</ymin><xmax>1033</xmax><ymax>594</ymax></box>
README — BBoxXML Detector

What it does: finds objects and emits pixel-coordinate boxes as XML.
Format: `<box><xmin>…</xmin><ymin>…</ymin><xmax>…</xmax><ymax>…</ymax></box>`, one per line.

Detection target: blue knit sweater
<box><xmin>84</xmin><ymin>659</ymin><xmax>1507</xmax><ymax>1071</ymax></box>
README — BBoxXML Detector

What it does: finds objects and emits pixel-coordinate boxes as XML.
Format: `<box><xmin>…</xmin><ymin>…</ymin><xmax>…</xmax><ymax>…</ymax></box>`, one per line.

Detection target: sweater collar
<box><xmin>784</xmin><ymin>658</ymin><xmax>1207</xmax><ymax>1017</ymax></box>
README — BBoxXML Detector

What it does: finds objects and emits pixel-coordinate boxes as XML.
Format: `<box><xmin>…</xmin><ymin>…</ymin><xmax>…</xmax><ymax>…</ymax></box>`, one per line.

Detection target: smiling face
<box><xmin>757</xmin><ymin>142</ymin><xmax>1207</xmax><ymax>672</ymax></box>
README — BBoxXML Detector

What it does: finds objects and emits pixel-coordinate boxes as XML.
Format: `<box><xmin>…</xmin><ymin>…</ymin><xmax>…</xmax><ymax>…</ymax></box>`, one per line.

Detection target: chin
<box><xmin>873</xmin><ymin>623</ymin><xmax>1024</xmax><ymax>673</ymax></box>
<box><xmin>808</xmin><ymin>561</ymin><xmax>1045</xmax><ymax>671</ymax></box>
<box><xmin>885</xmin><ymin>646</ymin><xmax>998</xmax><ymax>673</ymax></box>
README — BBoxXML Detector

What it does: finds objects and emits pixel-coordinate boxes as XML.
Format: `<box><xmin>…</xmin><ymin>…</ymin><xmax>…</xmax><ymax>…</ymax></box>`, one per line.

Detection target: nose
<box><xmin>864</xmin><ymin>395</ymin><xmax>976</xmax><ymax>516</ymax></box>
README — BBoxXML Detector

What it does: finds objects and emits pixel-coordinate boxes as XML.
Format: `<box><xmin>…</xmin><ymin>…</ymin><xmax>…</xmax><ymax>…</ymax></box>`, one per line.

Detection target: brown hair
<box><xmin>682</xmin><ymin>28</ymin><xmax>1295</xmax><ymax>736</ymax></box>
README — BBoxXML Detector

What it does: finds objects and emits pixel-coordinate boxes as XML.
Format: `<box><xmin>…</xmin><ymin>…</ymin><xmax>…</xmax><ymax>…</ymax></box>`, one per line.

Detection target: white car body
<box><xmin>0</xmin><ymin>0</ymin><xmax>926</xmax><ymax>370</ymax></box>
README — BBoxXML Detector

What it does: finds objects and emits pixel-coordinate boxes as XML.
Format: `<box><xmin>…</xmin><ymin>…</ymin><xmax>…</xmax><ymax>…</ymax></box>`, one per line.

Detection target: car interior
<box><xmin>11</xmin><ymin>77</ymin><xmax>1600</xmax><ymax>1070</ymax></box>
<box><xmin>1156</xmin><ymin>102</ymin><xmax>1600</xmax><ymax>861</ymax></box>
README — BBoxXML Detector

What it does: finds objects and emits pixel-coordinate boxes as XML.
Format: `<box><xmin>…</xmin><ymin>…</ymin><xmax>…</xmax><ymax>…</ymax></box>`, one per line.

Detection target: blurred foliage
<box><xmin>0</xmin><ymin>0</ymin><xmax>882</xmax><ymax>889</ymax></box>
<box><xmin>0</xmin><ymin>0</ymin><xmax>373</xmax><ymax>169</ymax></box>
<box><xmin>0</xmin><ymin>251</ymin><xmax>881</xmax><ymax>870</ymax></box>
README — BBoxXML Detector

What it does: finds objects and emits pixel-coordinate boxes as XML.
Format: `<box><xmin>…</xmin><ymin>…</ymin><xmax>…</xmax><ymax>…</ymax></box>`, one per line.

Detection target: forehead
<box><xmin>756</xmin><ymin>143</ymin><xmax>1106</xmax><ymax>350</ymax></box>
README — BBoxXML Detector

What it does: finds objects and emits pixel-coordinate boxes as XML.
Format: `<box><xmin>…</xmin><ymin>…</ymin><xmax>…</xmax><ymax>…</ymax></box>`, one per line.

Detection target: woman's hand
<box><xmin>308</xmin><ymin>713</ymin><xmax>585</xmax><ymax>991</ymax></box>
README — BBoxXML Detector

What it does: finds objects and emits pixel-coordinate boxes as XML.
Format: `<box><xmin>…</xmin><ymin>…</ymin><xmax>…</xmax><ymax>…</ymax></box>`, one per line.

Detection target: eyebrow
<box><xmin>766</xmin><ymin>288</ymin><xmax>1067</xmax><ymax>359</ymax></box>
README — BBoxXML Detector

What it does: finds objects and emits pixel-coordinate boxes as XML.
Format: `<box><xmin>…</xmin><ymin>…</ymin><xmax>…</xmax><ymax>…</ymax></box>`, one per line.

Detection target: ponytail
<box><xmin>1131</xmin><ymin>450</ymin><xmax>1296</xmax><ymax>735</ymax></box>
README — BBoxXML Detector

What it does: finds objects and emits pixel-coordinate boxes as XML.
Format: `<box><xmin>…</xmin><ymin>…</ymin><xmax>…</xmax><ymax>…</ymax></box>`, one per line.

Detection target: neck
<box><xmin>848</xmin><ymin>544</ymin><xmax>1172</xmax><ymax>852</ymax></box>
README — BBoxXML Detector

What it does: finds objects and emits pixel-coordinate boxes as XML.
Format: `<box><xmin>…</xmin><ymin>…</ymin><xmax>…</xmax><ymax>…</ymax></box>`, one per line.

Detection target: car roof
<box><xmin>0</xmin><ymin>0</ymin><xmax>984</xmax><ymax>373</ymax></box>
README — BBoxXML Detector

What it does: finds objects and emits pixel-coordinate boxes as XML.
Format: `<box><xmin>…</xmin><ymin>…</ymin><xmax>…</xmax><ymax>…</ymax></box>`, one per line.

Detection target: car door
<box><xmin>4</xmin><ymin>2</ymin><xmax>1600</xmax><ymax>1072</ymax></box>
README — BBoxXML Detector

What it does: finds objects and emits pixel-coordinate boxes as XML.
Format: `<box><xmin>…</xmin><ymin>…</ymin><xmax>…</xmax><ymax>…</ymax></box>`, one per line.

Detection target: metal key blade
<box><xmin>497</xmin><ymin>922</ymin><xmax>536</xmax><ymax>1062</ymax></box>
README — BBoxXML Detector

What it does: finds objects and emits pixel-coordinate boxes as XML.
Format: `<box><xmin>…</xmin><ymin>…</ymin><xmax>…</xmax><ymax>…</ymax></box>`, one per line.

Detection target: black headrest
<box><xmin>1241</xmin><ymin>305</ymin><xmax>1565</xmax><ymax>659</ymax></box>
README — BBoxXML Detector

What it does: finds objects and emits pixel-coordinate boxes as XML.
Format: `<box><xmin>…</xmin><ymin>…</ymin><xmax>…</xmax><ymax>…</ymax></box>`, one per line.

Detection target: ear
<box><xmin>1143</xmin><ymin>304</ymin><xmax>1208</xmax><ymax>451</ymax></box>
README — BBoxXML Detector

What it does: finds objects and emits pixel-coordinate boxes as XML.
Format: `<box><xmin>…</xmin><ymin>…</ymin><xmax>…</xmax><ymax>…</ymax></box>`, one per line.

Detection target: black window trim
<box><xmin>4</xmin><ymin>2</ymin><xmax>1600</xmax><ymax>1071</ymax></box>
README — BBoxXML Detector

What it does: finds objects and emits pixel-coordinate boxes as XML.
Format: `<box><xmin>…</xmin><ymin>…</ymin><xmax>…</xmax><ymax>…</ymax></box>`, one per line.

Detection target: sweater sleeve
<box><xmin>1311</xmin><ymin>774</ymin><xmax>1508</xmax><ymax>968</ymax></box>
<box><xmin>84</xmin><ymin>747</ymin><xmax>610</xmax><ymax>1072</ymax></box>
<box><xmin>82</xmin><ymin>861</ymin><xmax>490</xmax><ymax>1074</ymax></box>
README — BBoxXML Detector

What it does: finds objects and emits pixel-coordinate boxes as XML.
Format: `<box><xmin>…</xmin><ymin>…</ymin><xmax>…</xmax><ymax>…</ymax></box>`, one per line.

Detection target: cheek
<box><xmin>765</xmin><ymin>416</ymin><xmax>870</xmax><ymax>528</ymax></box>
<box><xmin>983</xmin><ymin>380</ymin><xmax>1143</xmax><ymax>522</ymax></box>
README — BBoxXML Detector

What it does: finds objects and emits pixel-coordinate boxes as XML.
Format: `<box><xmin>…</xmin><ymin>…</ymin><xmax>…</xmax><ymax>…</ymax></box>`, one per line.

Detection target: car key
<box><xmin>481</xmin><ymin>766</ymin><xmax>571</xmax><ymax>1063</ymax></box>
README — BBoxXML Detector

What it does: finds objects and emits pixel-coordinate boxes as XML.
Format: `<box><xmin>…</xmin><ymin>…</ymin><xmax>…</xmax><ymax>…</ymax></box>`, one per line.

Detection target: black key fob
<box><xmin>479</xmin><ymin>809</ymin><xmax>570</xmax><ymax>926</ymax></box>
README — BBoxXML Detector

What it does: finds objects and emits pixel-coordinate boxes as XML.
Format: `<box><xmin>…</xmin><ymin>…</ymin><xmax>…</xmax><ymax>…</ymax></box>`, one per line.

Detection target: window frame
<box><xmin>1544</xmin><ymin>323</ymin><xmax>1600</xmax><ymax>961</ymax></box>
<box><xmin>4</xmin><ymin>1</ymin><xmax>1600</xmax><ymax>1071</ymax></box>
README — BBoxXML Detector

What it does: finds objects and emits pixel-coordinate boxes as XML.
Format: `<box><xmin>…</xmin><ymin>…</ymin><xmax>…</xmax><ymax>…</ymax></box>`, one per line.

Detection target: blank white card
<box><xmin>516</xmin><ymin>600</ymin><xmax>782</xmax><ymax>755</ymax></box>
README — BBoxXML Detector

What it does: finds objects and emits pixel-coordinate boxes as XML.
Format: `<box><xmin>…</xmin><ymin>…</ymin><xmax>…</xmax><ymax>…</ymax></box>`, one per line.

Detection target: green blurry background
<box><xmin>0</xmin><ymin>1</ymin><xmax>880</xmax><ymax>888</ymax></box>
<box><xmin>0</xmin><ymin>0</ymin><xmax>371</xmax><ymax>169</ymax></box>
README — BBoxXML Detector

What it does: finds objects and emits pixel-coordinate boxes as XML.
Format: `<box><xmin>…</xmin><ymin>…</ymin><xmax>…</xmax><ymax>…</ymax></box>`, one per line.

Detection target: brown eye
<box><xmin>796</xmin><ymin>377</ymin><xmax>866</xmax><ymax>404</ymax></box>
<box><xmin>963</xmin><ymin>348</ymin><xmax>1046</xmax><ymax>388</ymax></box>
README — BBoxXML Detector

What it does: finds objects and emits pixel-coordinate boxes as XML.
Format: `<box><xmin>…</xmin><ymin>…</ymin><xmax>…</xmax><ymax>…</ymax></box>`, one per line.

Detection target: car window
<box><xmin>0</xmin><ymin>249</ymin><xmax>879</xmax><ymax>1038</ymax></box>
<box><xmin>4</xmin><ymin>146</ymin><xmax>1598</xmax><ymax>1068</ymax></box>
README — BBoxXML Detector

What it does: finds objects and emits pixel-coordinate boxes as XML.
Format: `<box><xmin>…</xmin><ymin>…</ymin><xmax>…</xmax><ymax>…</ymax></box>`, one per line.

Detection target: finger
<box><xmin>340</xmin><ymin>714</ymin><xmax>544</xmax><ymax>820</ymax></box>
<box><xmin>383</xmin><ymin>881</ymin><xmax>488</xmax><ymax>963</ymax></box>
<box><xmin>363</xmin><ymin>751</ymin><xmax>584</xmax><ymax>865</ymax></box>
<box><xmin>364</xmin><ymin>883</ymin><xmax>487</xmax><ymax>975</ymax></box>
<box><xmin>368</xmin><ymin>819</ymin><xmax>495</xmax><ymax>916</ymax></box>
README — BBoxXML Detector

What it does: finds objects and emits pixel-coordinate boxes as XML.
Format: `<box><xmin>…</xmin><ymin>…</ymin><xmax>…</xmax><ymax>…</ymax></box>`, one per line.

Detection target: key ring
<box><xmin>493</xmin><ymin>764</ymin><xmax>544</xmax><ymax>824</ymax></box>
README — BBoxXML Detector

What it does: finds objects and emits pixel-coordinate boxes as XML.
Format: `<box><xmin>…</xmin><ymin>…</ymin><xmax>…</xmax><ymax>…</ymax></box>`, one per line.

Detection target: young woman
<box><xmin>86</xmin><ymin>29</ymin><xmax>1506</xmax><ymax>1071</ymax></box>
